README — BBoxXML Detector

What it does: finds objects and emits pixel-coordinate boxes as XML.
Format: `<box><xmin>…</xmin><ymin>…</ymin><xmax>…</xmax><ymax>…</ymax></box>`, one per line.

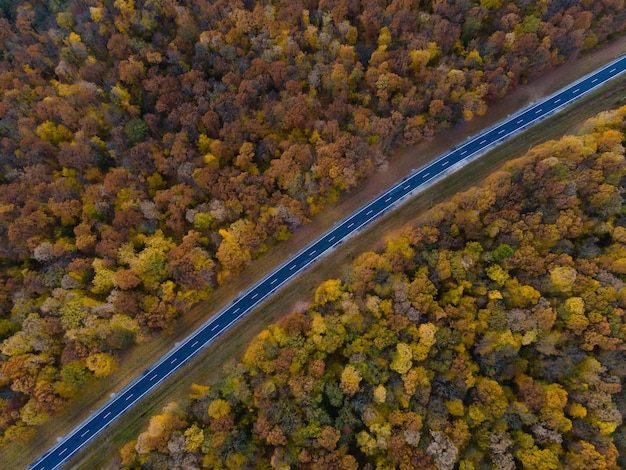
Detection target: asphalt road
<box><xmin>29</xmin><ymin>54</ymin><xmax>626</xmax><ymax>470</ymax></box>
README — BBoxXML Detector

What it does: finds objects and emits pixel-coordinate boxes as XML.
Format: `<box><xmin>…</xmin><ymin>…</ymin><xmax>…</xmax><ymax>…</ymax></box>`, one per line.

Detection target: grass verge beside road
<box><xmin>12</xmin><ymin>43</ymin><xmax>626</xmax><ymax>470</ymax></box>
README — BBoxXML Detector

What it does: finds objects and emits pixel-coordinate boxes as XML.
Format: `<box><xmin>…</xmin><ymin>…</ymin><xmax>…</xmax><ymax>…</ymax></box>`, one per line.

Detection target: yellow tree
<box><xmin>314</xmin><ymin>279</ymin><xmax>344</xmax><ymax>306</ymax></box>
<box><xmin>208</xmin><ymin>398</ymin><xmax>231</xmax><ymax>419</ymax></box>
<box><xmin>390</xmin><ymin>343</ymin><xmax>413</xmax><ymax>375</ymax></box>
<box><xmin>340</xmin><ymin>364</ymin><xmax>362</xmax><ymax>396</ymax></box>
<box><xmin>85</xmin><ymin>352</ymin><xmax>118</xmax><ymax>378</ymax></box>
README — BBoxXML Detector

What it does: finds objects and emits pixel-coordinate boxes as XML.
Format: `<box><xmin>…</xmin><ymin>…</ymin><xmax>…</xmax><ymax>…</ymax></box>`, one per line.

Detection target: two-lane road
<box><xmin>30</xmin><ymin>54</ymin><xmax>626</xmax><ymax>470</ymax></box>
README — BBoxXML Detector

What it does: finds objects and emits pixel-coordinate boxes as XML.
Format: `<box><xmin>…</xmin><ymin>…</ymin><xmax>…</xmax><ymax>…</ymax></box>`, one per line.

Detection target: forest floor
<box><xmin>13</xmin><ymin>36</ymin><xmax>626</xmax><ymax>470</ymax></box>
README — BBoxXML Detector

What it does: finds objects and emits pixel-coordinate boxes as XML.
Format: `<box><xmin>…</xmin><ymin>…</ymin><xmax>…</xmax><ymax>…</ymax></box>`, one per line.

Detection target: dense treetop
<box><xmin>1</xmin><ymin>0</ymin><xmax>625</xmax><ymax>442</ymax></box>
<box><xmin>121</xmin><ymin>106</ymin><xmax>626</xmax><ymax>469</ymax></box>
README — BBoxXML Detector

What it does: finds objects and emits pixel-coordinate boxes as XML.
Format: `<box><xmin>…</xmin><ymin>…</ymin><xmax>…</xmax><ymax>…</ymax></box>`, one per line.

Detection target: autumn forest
<box><xmin>0</xmin><ymin>0</ymin><xmax>625</xmax><ymax>465</ymax></box>
<box><xmin>123</xmin><ymin>107</ymin><xmax>626</xmax><ymax>469</ymax></box>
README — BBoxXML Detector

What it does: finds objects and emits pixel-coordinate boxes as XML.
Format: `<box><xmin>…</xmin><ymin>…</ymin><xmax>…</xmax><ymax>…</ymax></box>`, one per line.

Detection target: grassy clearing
<box><xmin>10</xmin><ymin>45</ymin><xmax>626</xmax><ymax>470</ymax></box>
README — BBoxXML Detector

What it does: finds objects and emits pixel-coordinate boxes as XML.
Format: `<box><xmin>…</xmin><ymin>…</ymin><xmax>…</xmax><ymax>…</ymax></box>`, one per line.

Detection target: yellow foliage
<box><xmin>565</xmin><ymin>297</ymin><xmax>585</xmax><ymax>315</ymax></box>
<box><xmin>550</xmin><ymin>266</ymin><xmax>577</xmax><ymax>292</ymax></box>
<box><xmin>468</xmin><ymin>404</ymin><xmax>486</xmax><ymax>426</ymax></box>
<box><xmin>373</xmin><ymin>384</ymin><xmax>387</xmax><ymax>404</ymax></box>
<box><xmin>488</xmin><ymin>289</ymin><xmax>503</xmax><ymax>300</ymax></box>
<box><xmin>208</xmin><ymin>399</ymin><xmax>231</xmax><ymax>419</ymax></box>
<box><xmin>412</xmin><ymin>323</ymin><xmax>438</xmax><ymax>361</ymax></box>
<box><xmin>340</xmin><ymin>364</ymin><xmax>362</xmax><ymax>396</ymax></box>
<box><xmin>613</xmin><ymin>226</ymin><xmax>626</xmax><ymax>243</ymax></box>
<box><xmin>465</xmin><ymin>49</ymin><xmax>483</xmax><ymax>67</ymax></box>
<box><xmin>86</xmin><ymin>352</ymin><xmax>118</xmax><ymax>378</ymax></box>
<box><xmin>110</xmin><ymin>84</ymin><xmax>131</xmax><ymax>108</ymax></box>
<box><xmin>521</xmin><ymin>330</ymin><xmax>537</xmax><ymax>345</ymax></box>
<box><xmin>446</xmin><ymin>399</ymin><xmax>465</xmax><ymax>417</ymax></box>
<box><xmin>184</xmin><ymin>424</ymin><xmax>204</xmax><ymax>451</ymax></box>
<box><xmin>419</xmin><ymin>323</ymin><xmax>438</xmax><ymax>344</ymax></box>
<box><xmin>390</xmin><ymin>342</ymin><xmax>413</xmax><ymax>374</ymax></box>
<box><xmin>356</xmin><ymin>430</ymin><xmax>377</xmax><ymax>455</ymax></box>
<box><xmin>486</xmin><ymin>264</ymin><xmax>509</xmax><ymax>286</ymax></box>
<box><xmin>409</xmin><ymin>49</ymin><xmax>430</xmax><ymax>71</ymax></box>
<box><xmin>310</xmin><ymin>313</ymin><xmax>326</xmax><ymax>335</ymax></box>
<box><xmin>568</xmin><ymin>402</ymin><xmax>587</xmax><ymax>418</ymax></box>
<box><xmin>315</xmin><ymin>279</ymin><xmax>344</xmax><ymax>305</ymax></box>
<box><xmin>90</xmin><ymin>7</ymin><xmax>104</xmax><ymax>22</ymax></box>
<box><xmin>36</xmin><ymin>120</ymin><xmax>73</xmax><ymax>145</ymax></box>
<box><xmin>566</xmin><ymin>313</ymin><xmax>589</xmax><ymax>335</ymax></box>
<box><xmin>189</xmin><ymin>383</ymin><xmax>210</xmax><ymax>400</ymax></box>
<box><xmin>495</xmin><ymin>329</ymin><xmax>521</xmax><ymax>352</ymax></box>
<box><xmin>544</xmin><ymin>383</ymin><xmax>568</xmax><ymax>409</ymax></box>
<box><xmin>203</xmin><ymin>153</ymin><xmax>218</xmax><ymax>165</ymax></box>
<box><xmin>505</xmin><ymin>278</ymin><xmax>541</xmax><ymax>308</ymax></box>
<box><xmin>516</xmin><ymin>446</ymin><xmax>560</xmax><ymax>470</ymax></box>
<box><xmin>402</xmin><ymin>366</ymin><xmax>431</xmax><ymax>396</ymax></box>
<box><xmin>386</xmin><ymin>236</ymin><xmax>415</xmax><ymax>260</ymax></box>
<box><xmin>226</xmin><ymin>452</ymin><xmax>247</xmax><ymax>468</ymax></box>
<box><xmin>66</xmin><ymin>32</ymin><xmax>82</xmax><ymax>45</ymax></box>
<box><xmin>597</xmin><ymin>420</ymin><xmax>617</xmax><ymax>435</ymax></box>
<box><xmin>377</xmin><ymin>26</ymin><xmax>391</xmax><ymax>47</ymax></box>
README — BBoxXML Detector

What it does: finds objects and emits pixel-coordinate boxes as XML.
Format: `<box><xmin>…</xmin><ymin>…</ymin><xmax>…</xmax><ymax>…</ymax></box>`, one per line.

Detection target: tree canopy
<box><xmin>1</xmin><ymin>0</ymin><xmax>626</xmax><ymax>443</ymax></box>
<box><xmin>121</xmin><ymin>105</ymin><xmax>626</xmax><ymax>469</ymax></box>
